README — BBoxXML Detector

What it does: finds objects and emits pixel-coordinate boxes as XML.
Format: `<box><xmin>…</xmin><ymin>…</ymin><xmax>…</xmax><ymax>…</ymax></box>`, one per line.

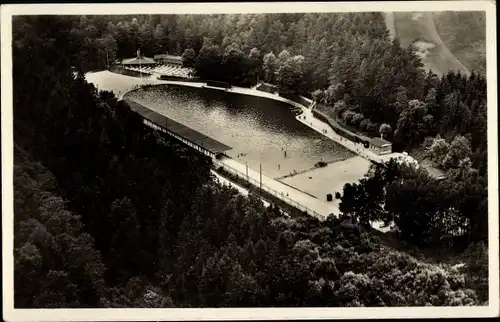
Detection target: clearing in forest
<box><xmin>433</xmin><ymin>11</ymin><xmax>486</xmax><ymax>75</ymax></box>
<box><xmin>389</xmin><ymin>12</ymin><xmax>470</xmax><ymax>76</ymax></box>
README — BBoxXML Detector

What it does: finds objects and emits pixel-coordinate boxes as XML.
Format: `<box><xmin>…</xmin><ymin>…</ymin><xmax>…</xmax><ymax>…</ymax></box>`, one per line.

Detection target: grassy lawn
<box><xmin>433</xmin><ymin>11</ymin><xmax>486</xmax><ymax>75</ymax></box>
<box><xmin>392</xmin><ymin>12</ymin><xmax>470</xmax><ymax>76</ymax></box>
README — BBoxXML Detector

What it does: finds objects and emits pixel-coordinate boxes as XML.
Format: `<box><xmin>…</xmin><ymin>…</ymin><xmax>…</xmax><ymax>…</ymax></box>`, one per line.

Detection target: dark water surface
<box><xmin>126</xmin><ymin>85</ymin><xmax>353</xmax><ymax>178</ymax></box>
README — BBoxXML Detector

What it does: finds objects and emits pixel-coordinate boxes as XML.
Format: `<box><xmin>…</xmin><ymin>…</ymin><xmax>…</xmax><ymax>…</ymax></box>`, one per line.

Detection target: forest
<box><xmin>12</xmin><ymin>14</ymin><xmax>489</xmax><ymax>308</ymax></box>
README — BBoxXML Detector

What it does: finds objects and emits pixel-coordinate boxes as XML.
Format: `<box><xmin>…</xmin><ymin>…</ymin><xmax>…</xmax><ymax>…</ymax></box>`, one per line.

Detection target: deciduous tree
<box><xmin>181</xmin><ymin>48</ymin><xmax>196</xmax><ymax>67</ymax></box>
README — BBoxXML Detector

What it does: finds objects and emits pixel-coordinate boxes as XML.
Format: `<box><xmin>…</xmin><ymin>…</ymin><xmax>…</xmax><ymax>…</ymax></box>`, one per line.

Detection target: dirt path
<box><xmin>387</xmin><ymin>12</ymin><xmax>470</xmax><ymax>76</ymax></box>
<box><xmin>432</xmin><ymin>11</ymin><xmax>486</xmax><ymax>75</ymax></box>
<box><xmin>383</xmin><ymin>12</ymin><xmax>396</xmax><ymax>40</ymax></box>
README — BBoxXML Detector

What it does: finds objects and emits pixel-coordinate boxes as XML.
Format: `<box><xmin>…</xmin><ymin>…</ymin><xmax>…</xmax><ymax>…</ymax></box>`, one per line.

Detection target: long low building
<box><xmin>124</xmin><ymin>98</ymin><xmax>232</xmax><ymax>157</ymax></box>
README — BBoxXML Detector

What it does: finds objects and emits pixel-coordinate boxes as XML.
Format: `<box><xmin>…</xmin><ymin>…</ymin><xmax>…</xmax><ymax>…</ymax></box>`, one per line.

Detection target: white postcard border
<box><xmin>2</xmin><ymin>1</ymin><xmax>498</xmax><ymax>321</ymax></box>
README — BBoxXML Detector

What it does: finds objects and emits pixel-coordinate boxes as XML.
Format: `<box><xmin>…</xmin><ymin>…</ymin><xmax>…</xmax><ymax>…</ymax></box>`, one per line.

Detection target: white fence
<box><xmin>213</xmin><ymin>159</ymin><xmax>323</xmax><ymax>219</ymax></box>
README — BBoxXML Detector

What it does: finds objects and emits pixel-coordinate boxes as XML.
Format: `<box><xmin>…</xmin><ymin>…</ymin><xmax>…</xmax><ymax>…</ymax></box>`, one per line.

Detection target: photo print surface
<box><xmin>2</xmin><ymin>1</ymin><xmax>498</xmax><ymax>321</ymax></box>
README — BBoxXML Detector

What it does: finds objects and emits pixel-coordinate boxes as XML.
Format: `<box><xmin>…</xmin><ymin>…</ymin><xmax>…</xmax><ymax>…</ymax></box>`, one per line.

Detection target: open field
<box><xmin>390</xmin><ymin>12</ymin><xmax>470</xmax><ymax>76</ymax></box>
<box><xmin>433</xmin><ymin>11</ymin><xmax>486</xmax><ymax>75</ymax></box>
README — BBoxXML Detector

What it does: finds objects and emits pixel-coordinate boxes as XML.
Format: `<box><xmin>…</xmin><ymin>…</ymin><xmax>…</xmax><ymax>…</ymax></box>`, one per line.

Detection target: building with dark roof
<box><xmin>153</xmin><ymin>54</ymin><xmax>183</xmax><ymax>66</ymax></box>
<box><xmin>369</xmin><ymin>137</ymin><xmax>392</xmax><ymax>155</ymax></box>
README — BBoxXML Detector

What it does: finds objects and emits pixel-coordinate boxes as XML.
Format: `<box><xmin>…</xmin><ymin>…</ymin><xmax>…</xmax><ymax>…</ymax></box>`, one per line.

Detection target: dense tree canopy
<box><xmin>339</xmin><ymin>159</ymin><xmax>487</xmax><ymax>247</ymax></box>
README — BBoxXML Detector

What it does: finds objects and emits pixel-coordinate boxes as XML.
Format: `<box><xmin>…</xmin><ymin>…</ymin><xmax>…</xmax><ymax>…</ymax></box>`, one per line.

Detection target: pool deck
<box><xmin>281</xmin><ymin>156</ymin><xmax>371</xmax><ymax>201</ymax></box>
<box><xmin>215</xmin><ymin>156</ymin><xmax>337</xmax><ymax>219</ymax></box>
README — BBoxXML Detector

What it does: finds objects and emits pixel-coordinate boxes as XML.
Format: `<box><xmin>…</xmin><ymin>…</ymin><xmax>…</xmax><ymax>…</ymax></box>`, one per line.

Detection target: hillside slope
<box><xmin>390</xmin><ymin>12</ymin><xmax>470</xmax><ymax>76</ymax></box>
<box><xmin>433</xmin><ymin>11</ymin><xmax>486</xmax><ymax>75</ymax></box>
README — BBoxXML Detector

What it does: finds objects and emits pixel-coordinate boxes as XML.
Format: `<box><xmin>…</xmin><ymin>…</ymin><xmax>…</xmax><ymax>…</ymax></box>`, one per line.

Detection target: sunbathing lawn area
<box><xmin>280</xmin><ymin>155</ymin><xmax>371</xmax><ymax>202</ymax></box>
